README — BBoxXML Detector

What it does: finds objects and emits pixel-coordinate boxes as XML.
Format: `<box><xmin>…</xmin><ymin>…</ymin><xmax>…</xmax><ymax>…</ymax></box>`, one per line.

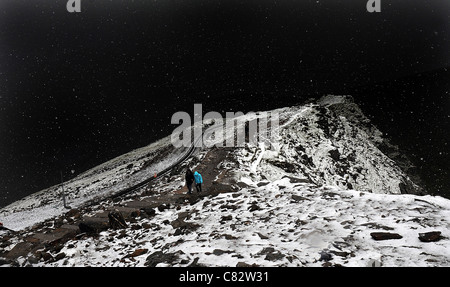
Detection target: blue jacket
<box><xmin>194</xmin><ymin>171</ymin><xmax>203</xmax><ymax>184</ymax></box>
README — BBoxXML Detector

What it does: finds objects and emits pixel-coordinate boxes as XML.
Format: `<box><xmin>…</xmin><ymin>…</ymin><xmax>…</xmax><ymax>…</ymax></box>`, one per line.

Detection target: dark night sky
<box><xmin>0</xmin><ymin>0</ymin><xmax>449</xmax><ymax>207</ymax></box>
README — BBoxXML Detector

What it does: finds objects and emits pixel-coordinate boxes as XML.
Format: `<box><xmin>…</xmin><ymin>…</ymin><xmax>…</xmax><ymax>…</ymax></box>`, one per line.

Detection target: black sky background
<box><xmin>0</xmin><ymin>0</ymin><xmax>449</xmax><ymax>207</ymax></box>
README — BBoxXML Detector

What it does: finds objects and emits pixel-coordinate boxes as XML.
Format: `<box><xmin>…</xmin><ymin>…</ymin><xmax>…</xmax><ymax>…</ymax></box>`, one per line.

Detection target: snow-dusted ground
<box><xmin>0</xmin><ymin>136</ymin><xmax>189</xmax><ymax>231</ymax></box>
<box><xmin>38</xmin><ymin>177</ymin><xmax>450</xmax><ymax>267</ymax></box>
<box><xmin>1</xmin><ymin>95</ymin><xmax>449</xmax><ymax>267</ymax></box>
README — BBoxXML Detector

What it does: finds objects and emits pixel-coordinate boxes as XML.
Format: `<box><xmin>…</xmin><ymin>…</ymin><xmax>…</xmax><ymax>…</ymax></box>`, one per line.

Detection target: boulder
<box><xmin>370</xmin><ymin>232</ymin><xmax>403</xmax><ymax>241</ymax></box>
<box><xmin>79</xmin><ymin>217</ymin><xmax>110</xmax><ymax>234</ymax></box>
<box><xmin>419</xmin><ymin>231</ymin><xmax>442</xmax><ymax>242</ymax></box>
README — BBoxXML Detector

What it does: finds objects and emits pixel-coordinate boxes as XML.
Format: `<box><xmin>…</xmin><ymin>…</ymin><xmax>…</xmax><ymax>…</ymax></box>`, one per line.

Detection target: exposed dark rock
<box><xmin>108</xmin><ymin>210</ymin><xmax>128</xmax><ymax>230</ymax></box>
<box><xmin>4</xmin><ymin>242</ymin><xmax>36</xmax><ymax>260</ymax></box>
<box><xmin>188</xmin><ymin>257</ymin><xmax>205</xmax><ymax>267</ymax></box>
<box><xmin>329</xmin><ymin>149</ymin><xmax>341</xmax><ymax>161</ymax></box>
<box><xmin>140</xmin><ymin>207</ymin><xmax>156</xmax><ymax>218</ymax></box>
<box><xmin>145</xmin><ymin>251</ymin><xmax>181</xmax><ymax>267</ymax></box>
<box><xmin>65</xmin><ymin>209</ymin><xmax>81</xmax><ymax>219</ymax></box>
<box><xmin>248</xmin><ymin>203</ymin><xmax>260</xmax><ymax>212</ymax></box>
<box><xmin>257</xmin><ymin>181</ymin><xmax>270</xmax><ymax>187</ymax></box>
<box><xmin>54</xmin><ymin>252</ymin><xmax>66</xmax><ymax>261</ymax></box>
<box><xmin>370</xmin><ymin>232</ymin><xmax>403</xmax><ymax>241</ymax></box>
<box><xmin>125</xmin><ymin>248</ymin><xmax>148</xmax><ymax>258</ymax></box>
<box><xmin>292</xmin><ymin>195</ymin><xmax>310</xmax><ymax>202</ymax></box>
<box><xmin>41</xmin><ymin>252</ymin><xmax>54</xmax><ymax>262</ymax></box>
<box><xmin>0</xmin><ymin>258</ymin><xmax>12</xmax><ymax>266</ymax></box>
<box><xmin>236</xmin><ymin>262</ymin><xmax>259</xmax><ymax>267</ymax></box>
<box><xmin>79</xmin><ymin>218</ymin><xmax>110</xmax><ymax>234</ymax></box>
<box><xmin>258</xmin><ymin>247</ymin><xmax>285</xmax><ymax>261</ymax></box>
<box><xmin>212</xmin><ymin>249</ymin><xmax>233</xmax><ymax>256</ymax></box>
<box><xmin>256</xmin><ymin>233</ymin><xmax>269</xmax><ymax>239</ymax></box>
<box><xmin>157</xmin><ymin>203</ymin><xmax>171</xmax><ymax>212</ymax></box>
<box><xmin>319</xmin><ymin>251</ymin><xmax>333</xmax><ymax>261</ymax></box>
<box><xmin>220</xmin><ymin>204</ymin><xmax>239</xmax><ymax>210</ymax></box>
<box><xmin>268</xmin><ymin>160</ymin><xmax>298</xmax><ymax>173</ymax></box>
<box><xmin>282</xmin><ymin>175</ymin><xmax>312</xmax><ymax>184</ymax></box>
<box><xmin>236</xmin><ymin>182</ymin><xmax>251</xmax><ymax>189</ymax></box>
<box><xmin>419</xmin><ymin>231</ymin><xmax>442</xmax><ymax>242</ymax></box>
<box><xmin>170</xmin><ymin>218</ymin><xmax>200</xmax><ymax>235</ymax></box>
<box><xmin>220</xmin><ymin>215</ymin><xmax>233</xmax><ymax>222</ymax></box>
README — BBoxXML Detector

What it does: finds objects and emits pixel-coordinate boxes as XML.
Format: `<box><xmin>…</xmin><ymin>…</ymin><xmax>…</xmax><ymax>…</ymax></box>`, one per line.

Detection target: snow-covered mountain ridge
<box><xmin>1</xmin><ymin>95</ymin><xmax>449</xmax><ymax>267</ymax></box>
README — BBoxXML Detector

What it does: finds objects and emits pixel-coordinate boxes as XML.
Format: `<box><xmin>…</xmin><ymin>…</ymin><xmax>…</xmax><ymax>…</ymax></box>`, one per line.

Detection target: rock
<box><xmin>236</xmin><ymin>262</ymin><xmax>259</xmax><ymax>267</ymax></box>
<box><xmin>177</xmin><ymin>211</ymin><xmax>191</xmax><ymax>221</ymax></box>
<box><xmin>220</xmin><ymin>204</ymin><xmax>239</xmax><ymax>210</ymax></box>
<box><xmin>145</xmin><ymin>251</ymin><xmax>180</xmax><ymax>267</ymax></box>
<box><xmin>130</xmin><ymin>224</ymin><xmax>142</xmax><ymax>230</ymax></box>
<box><xmin>4</xmin><ymin>242</ymin><xmax>35</xmax><ymax>260</ymax></box>
<box><xmin>170</xmin><ymin>219</ymin><xmax>185</xmax><ymax>229</ymax></box>
<box><xmin>419</xmin><ymin>231</ymin><xmax>442</xmax><ymax>242</ymax></box>
<box><xmin>188</xmin><ymin>257</ymin><xmax>205</xmax><ymax>267</ymax></box>
<box><xmin>79</xmin><ymin>218</ymin><xmax>110</xmax><ymax>234</ymax></box>
<box><xmin>258</xmin><ymin>247</ymin><xmax>285</xmax><ymax>262</ymax></box>
<box><xmin>256</xmin><ymin>233</ymin><xmax>269</xmax><ymax>239</ymax></box>
<box><xmin>54</xmin><ymin>252</ymin><xmax>66</xmax><ymax>262</ymax></box>
<box><xmin>126</xmin><ymin>248</ymin><xmax>148</xmax><ymax>258</ymax></box>
<box><xmin>157</xmin><ymin>203</ymin><xmax>171</xmax><ymax>212</ymax></box>
<box><xmin>26</xmin><ymin>254</ymin><xmax>40</xmax><ymax>265</ymax></box>
<box><xmin>319</xmin><ymin>251</ymin><xmax>333</xmax><ymax>261</ymax></box>
<box><xmin>268</xmin><ymin>160</ymin><xmax>298</xmax><ymax>173</ymax></box>
<box><xmin>248</xmin><ymin>203</ymin><xmax>260</xmax><ymax>212</ymax></box>
<box><xmin>108</xmin><ymin>210</ymin><xmax>128</xmax><ymax>230</ymax></box>
<box><xmin>170</xmin><ymin>218</ymin><xmax>200</xmax><ymax>235</ymax></box>
<box><xmin>282</xmin><ymin>175</ymin><xmax>312</xmax><ymax>184</ymax></box>
<box><xmin>65</xmin><ymin>209</ymin><xmax>81</xmax><ymax>219</ymax></box>
<box><xmin>329</xmin><ymin>149</ymin><xmax>341</xmax><ymax>161</ymax></box>
<box><xmin>330</xmin><ymin>250</ymin><xmax>351</xmax><ymax>258</ymax></box>
<box><xmin>265</xmin><ymin>252</ymin><xmax>284</xmax><ymax>262</ymax></box>
<box><xmin>220</xmin><ymin>215</ymin><xmax>233</xmax><ymax>222</ymax></box>
<box><xmin>370</xmin><ymin>232</ymin><xmax>403</xmax><ymax>241</ymax></box>
<box><xmin>222</xmin><ymin>234</ymin><xmax>238</xmax><ymax>240</ymax></box>
<box><xmin>292</xmin><ymin>195</ymin><xmax>310</xmax><ymax>202</ymax></box>
<box><xmin>257</xmin><ymin>181</ymin><xmax>270</xmax><ymax>187</ymax></box>
<box><xmin>0</xmin><ymin>258</ymin><xmax>13</xmax><ymax>266</ymax></box>
<box><xmin>212</xmin><ymin>249</ymin><xmax>233</xmax><ymax>256</ymax></box>
<box><xmin>41</xmin><ymin>252</ymin><xmax>54</xmax><ymax>262</ymax></box>
<box><xmin>141</xmin><ymin>207</ymin><xmax>156</xmax><ymax>217</ymax></box>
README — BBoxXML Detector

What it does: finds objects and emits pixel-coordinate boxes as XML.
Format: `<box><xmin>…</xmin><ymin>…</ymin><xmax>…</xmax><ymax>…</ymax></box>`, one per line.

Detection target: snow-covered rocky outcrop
<box><xmin>1</xmin><ymin>95</ymin><xmax>448</xmax><ymax>267</ymax></box>
<box><xmin>243</xmin><ymin>94</ymin><xmax>424</xmax><ymax>195</ymax></box>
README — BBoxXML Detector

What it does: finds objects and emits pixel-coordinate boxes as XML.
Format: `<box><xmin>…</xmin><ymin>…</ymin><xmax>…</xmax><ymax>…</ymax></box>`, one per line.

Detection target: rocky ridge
<box><xmin>1</xmin><ymin>95</ymin><xmax>448</xmax><ymax>267</ymax></box>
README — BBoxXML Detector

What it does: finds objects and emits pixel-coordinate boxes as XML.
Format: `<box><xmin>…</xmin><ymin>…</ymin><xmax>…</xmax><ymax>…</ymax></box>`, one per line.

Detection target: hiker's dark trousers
<box><xmin>196</xmin><ymin>183</ymin><xmax>202</xmax><ymax>193</ymax></box>
<box><xmin>187</xmin><ymin>182</ymin><xmax>193</xmax><ymax>194</ymax></box>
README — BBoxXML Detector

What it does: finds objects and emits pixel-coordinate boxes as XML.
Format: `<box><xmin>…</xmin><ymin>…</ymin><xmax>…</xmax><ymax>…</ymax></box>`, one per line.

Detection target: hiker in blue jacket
<box><xmin>194</xmin><ymin>171</ymin><xmax>203</xmax><ymax>193</ymax></box>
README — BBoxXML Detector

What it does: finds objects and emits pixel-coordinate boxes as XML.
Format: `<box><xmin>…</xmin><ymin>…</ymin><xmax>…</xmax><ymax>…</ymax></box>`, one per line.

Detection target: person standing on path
<box><xmin>185</xmin><ymin>169</ymin><xmax>195</xmax><ymax>194</ymax></box>
<box><xmin>194</xmin><ymin>171</ymin><xmax>203</xmax><ymax>193</ymax></box>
